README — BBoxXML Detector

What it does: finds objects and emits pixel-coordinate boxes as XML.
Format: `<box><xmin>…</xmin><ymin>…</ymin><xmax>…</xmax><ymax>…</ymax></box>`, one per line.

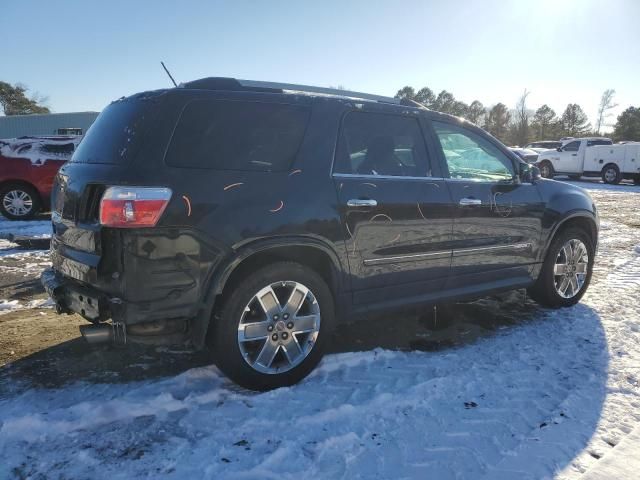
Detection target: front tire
<box><xmin>528</xmin><ymin>227</ymin><xmax>594</xmax><ymax>308</ymax></box>
<box><xmin>210</xmin><ymin>262</ymin><xmax>335</xmax><ymax>391</ymax></box>
<box><xmin>0</xmin><ymin>183</ymin><xmax>41</xmax><ymax>220</ymax></box>
<box><xmin>601</xmin><ymin>164</ymin><xmax>621</xmax><ymax>184</ymax></box>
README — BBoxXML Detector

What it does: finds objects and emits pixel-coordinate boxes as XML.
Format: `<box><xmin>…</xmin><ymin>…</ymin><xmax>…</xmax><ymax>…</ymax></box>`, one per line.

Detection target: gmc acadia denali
<box><xmin>42</xmin><ymin>78</ymin><xmax>598</xmax><ymax>390</ymax></box>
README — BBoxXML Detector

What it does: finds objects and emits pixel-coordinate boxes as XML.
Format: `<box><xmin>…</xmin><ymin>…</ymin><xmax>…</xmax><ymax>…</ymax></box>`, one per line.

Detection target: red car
<box><xmin>0</xmin><ymin>136</ymin><xmax>79</xmax><ymax>219</ymax></box>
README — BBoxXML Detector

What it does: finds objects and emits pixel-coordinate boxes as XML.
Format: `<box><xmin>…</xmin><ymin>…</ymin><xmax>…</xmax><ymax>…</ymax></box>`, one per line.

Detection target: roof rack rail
<box><xmin>180</xmin><ymin>77</ymin><xmax>401</xmax><ymax>105</ymax></box>
<box><xmin>237</xmin><ymin>79</ymin><xmax>400</xmax><ymax>105</ymax></box>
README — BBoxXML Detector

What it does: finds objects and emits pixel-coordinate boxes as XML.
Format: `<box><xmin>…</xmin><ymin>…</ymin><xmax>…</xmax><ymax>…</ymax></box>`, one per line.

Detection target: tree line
<box><xmin>1</xmin><ymin>79</ymin><xmax>638</xmax><ymax>143</ymax></box>
<box><xmin>395</xmin><ymin>85</ymin><xmax>639</xmax><ymax>144</ymax></box>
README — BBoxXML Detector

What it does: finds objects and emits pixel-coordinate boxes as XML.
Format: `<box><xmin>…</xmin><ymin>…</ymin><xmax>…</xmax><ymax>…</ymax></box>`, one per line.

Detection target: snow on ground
<box><xmin>0</xmin><ymin>181</ymin><xmax>639</xmax><ymax>479</ymax></box>
<box><xmin>0</xmin><ymin>216</ymin><xmax>52</xmax><ymax>242</ymax></box>
<box><xmin>0</xmin><ymin>215</ymin><xmax>51</xmax><ymax>270</ymax></box>
<box><xmin>0</xmin><ymin>297</ymin><xmax>54</xmax><ymax>315</ymax></box>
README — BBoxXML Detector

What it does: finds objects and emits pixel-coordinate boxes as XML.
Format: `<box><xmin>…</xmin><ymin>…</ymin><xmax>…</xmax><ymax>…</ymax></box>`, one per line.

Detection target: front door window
<box><xmin>432</xmin><ymin>122</ymin><xmax>515</xmax><ymax>182</ymax></box>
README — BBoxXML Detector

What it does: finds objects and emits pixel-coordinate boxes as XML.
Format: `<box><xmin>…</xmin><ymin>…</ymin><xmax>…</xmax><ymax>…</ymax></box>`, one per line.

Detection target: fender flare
<box><xmin>539</xmin><ymin>210</ymin><xmax>599</xmax><ymax>262</ymax></box>
<box><xmin>191</xmin><ymin>235</ymin><xmax>347</xmax><ymax>349</ymax></box>
<box><xmin>211</xmin><ymin>235</ymin><xmax>346</xmax><ymax>296</ymax></box>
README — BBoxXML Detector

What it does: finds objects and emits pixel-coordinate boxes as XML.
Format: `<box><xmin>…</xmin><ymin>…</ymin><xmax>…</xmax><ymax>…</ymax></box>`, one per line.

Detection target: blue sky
<box><xmin>3</xmin><ymin>0</ymin><xmax>639</xmax><ymax>130</ymax></box>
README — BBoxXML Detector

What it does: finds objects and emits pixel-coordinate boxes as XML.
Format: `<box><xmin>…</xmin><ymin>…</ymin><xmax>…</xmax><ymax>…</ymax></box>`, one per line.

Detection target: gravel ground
<box><xmin>0</xmin><ymin>178</ymin><xmax>638</xmax><ymax>479</ymax></box>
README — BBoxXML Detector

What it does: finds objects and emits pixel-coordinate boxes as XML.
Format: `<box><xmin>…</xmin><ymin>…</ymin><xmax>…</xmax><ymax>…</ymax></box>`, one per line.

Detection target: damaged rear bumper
<box><xmin>41</xmin><ymin>268</ymin><xmax>189</xmax><ymax>345</ymax></box>
<box><xmin>41</xmin><ymin>267</ymin><xmax>111</xmax><ymax>321</ymax></box>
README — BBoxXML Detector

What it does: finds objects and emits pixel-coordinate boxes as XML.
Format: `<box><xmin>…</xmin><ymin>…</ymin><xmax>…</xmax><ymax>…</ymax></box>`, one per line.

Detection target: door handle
<box><xmin>459</xmin><ymin>197</ymin><xmax>482</xmax><ymax>206</ymax></box>
<box><xmin>347</xmin><ymin>198</ymin><xmax>377</xmax><ymax>207</ymax></box>
<box><xmin>572</xmin><ymin>153</ymin><xmax>577</xmax><ymax>156</ymax></box>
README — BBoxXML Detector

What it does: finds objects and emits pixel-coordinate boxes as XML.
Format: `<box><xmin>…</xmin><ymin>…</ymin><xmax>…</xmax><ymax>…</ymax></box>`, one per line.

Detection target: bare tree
<box><xmin>595</xmin><ymin>89</ymin><xmax>617</xmax><ymax>134</ymax></box>
<box><xmin>512</xmin><ymin>89</ymin><xmax>531</xmax><ymax>146</ymax></box>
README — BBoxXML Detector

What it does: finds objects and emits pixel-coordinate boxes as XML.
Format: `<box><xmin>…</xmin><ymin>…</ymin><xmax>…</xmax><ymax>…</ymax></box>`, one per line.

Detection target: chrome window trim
<box><xmin>452</xmin><ymin>243</ymin><xmax>532</xmax><ymax>257</ymax></box>
<box><xmin>333</xmin><ymin>173</ymin><xmax>445</xmax><ymax>181</ymax></box>
<box><xmin>444</xmin><ymin>176</ymin><xmax>517</xmax><ymax>184</ymax></box>
<box><xmin>363</xmin><ymin>250</ymin><xmax>452</xmax><ymax>266</ymax></box>
<box><xmin>363</xmin><ymin>243</ymin><xmax>532</xmax><ymax>266</ymax></box>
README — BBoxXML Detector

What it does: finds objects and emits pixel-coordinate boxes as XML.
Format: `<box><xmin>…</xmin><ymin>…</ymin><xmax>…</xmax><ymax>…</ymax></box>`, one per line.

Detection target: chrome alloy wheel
<box><xmin>603</xmin><ymin>167</ymin><xmax>617</xmax><ymax>183</ymax></box>
<box><xmin>2</xmin><ymin>189</ymin><xmax>33</xmax><ymax>217</ymax></box>
<box><xmin>553</xmin><ymin>239</ymin><xmax>589</xmax><ymax>299</ymax></box>
<box><xmin>237</xmin><ymin>281</ymin><xmax>321</xmax><ymax>374</ymax></box>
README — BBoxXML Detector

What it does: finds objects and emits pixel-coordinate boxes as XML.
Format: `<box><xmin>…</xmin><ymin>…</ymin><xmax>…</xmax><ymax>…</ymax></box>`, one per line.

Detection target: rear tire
<box><xmin>0</xmin><ymin>183</ymin><xmax>41</xmax><ymax>220</ymax></box>
<box><xmin>601</xmin><ymin>164</ymin><xmax>621</xmax><ymax>184</ymax></box>
<box><xmin>528</xmin><ymin>227</ymin><xmax>594</xmax><ymax>308</ymax></box>
<box><xmin>539</xmin><ymin>161</ymin><xmax>554</xmax><ymax>179</ymax></box>
<box><xmin>209</xmin><ymin>261</ymin><xmax>335</xmax><ymax>391</ymax></box>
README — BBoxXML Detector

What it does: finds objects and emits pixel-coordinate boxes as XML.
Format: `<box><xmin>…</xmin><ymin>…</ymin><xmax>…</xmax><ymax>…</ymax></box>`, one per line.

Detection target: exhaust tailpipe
<box><xmin>79</xmin><ymin>324</ymin><xmax>113</xmax><ymax>344</ymax></box>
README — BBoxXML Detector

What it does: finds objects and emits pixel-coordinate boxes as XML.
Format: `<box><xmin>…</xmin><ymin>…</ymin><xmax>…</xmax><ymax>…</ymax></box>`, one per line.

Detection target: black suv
<box><xmin>42</xmin><ymin>78</ymin><xmax>598</xmax><ymax>390</ymax></box>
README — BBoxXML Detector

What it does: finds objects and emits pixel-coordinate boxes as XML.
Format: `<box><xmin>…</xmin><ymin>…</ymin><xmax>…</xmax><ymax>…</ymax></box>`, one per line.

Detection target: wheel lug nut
<box><xmin>283</xmin><ymin>313</ymin><xmax>289</xmax><ymax>320</ymax></box>
<box><xmin>281</xmin><ymin>332</ymin><xmax>289</xmax><ymax>340</ymax></box>
<box><xmin>287</xmin><ymin>322</ymin><xmax>294</xmax><ymax>329</ymax></box>
<box><xmin>273</xmin><ymin>314</ymin><xmax>279</xmax><ymax>321</ymax></box>
<box><xmin>267</xmin><ymin>324</ymin><xmax>274</xmax><ymax>332</ymax></box>
<box><xmin>271</xmin><ymin>333</ymin><xmax>278</xmax><ymax>341</ymax></box>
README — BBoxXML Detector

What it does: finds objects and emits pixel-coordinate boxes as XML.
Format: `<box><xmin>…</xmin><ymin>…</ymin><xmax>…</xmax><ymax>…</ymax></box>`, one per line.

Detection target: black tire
<box><xmin>0</xmin><ymin>183</ymin><xmax>41</xmax><ymax>220</ymax></box>
<box><xmin>601</xmin><ymin>164</ymin><xmax>621</xmax><ymax>185</ymax></box>
<box><xmin>539</xmin><ymin>161</ymin><xmax>554</xmax><ymax>179</ymax></box>
<box><xmin>209</xmin><ymin>261</ymin><xmax>335</xmax><ymax>391</ymax></box>
<box><xmin>528</xmin><ymin>227</ymin><xmax>595</xmax><ymax>308</ymax></box>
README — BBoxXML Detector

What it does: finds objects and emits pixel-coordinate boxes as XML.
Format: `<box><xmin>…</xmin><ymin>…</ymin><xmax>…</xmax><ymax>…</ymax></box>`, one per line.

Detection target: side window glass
<box><xmin>432</xmin><ymin>121</ymin><xmax>514</xmax><ymax>182</ymax></box>
<box><xmin>587</xmin><ymin>140</ymin><xmax>612</xmax><ymax>147</ymax></box>
<box><xmin>564</xmin><ymin>141</ymin><xmax>580</xmax><ymax>151</ymax></box>
<box><xmin>165</xmin><ymin>100</ymin><xmax>310</xmax><ymax>171</ymax></box>
<box><xmin>334</xmin><ymin>111</ymin><xmax>431</xmax><ymax>177</ymax></box>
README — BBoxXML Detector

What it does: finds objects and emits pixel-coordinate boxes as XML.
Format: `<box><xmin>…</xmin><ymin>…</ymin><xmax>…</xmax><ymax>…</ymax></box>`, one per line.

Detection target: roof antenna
<box><xmin>161</xmin><ymin>61</ymin><xmax>178</xmax><ymax>87</ymax></box>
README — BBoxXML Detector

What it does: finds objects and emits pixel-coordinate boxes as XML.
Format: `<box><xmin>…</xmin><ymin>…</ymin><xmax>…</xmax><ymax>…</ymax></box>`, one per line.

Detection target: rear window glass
<box><xmin>71</xmin><ymin>97</ymin><xmax>159</xmax><ymax>164</ymax></box>
<box><xmin>587</xmin><ymin>139</ymin><xmax>613</xmax><ymax>147</ymax></box>
<box><xmin>165</xmin><ymin>100</ymin><xmax>310</xmax><ymax>171</ymax></box>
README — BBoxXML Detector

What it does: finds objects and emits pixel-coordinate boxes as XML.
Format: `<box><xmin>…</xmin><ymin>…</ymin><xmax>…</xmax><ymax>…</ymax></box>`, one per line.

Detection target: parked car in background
<box><xmin>584</xmin><ymin>142</ymin><xmax>640</xmax><ymax>184</ymax></box>
<box><xmin>536</xmin><ymin>137</ymin><xmax>614</xmax><ymax>180</ymax></box>
<box><xmin>42</xmin><ymin>78</ymin><xmax>599</xmax><ymax>390</ymax></box>
<box><xmin>524</xmin><ymin>140</ymin><xmax>562</xmax><ymax>153</ymax></box>
<box><xmin>0</xmin><ymin>136</ymin><xmax>80</xmax><ymax>219</ymax></box>
<box><xmin>509</xmin><ymin>147</ymin><xmax>539</xmax><ymax>163</ymax></box>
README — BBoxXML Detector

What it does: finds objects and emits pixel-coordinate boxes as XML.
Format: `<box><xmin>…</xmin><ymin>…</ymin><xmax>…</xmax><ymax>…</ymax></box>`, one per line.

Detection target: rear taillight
<box><xmin>99</xmin><ymin>186</ymin><xmax>172</xmax><ymax>228</ymax></box>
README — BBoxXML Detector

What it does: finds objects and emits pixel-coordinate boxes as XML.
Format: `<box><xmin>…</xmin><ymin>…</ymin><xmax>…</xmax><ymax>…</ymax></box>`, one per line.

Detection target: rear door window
<box><xmin>165</xmin><ymin>100</ymin><xmax>310</xmax><ymax>171</ymax></box>
<box><xmin>333</xmin><ymin>111</ymin><xmax>431</xmax><ymax>177</ymax></box>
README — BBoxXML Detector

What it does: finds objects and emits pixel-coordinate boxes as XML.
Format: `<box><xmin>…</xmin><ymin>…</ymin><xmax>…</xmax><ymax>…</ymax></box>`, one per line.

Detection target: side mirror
<box><xmin>519</xmin><ymin>163</ymin><xmax>541</xmax><ymax>183</ymax></box>
<box><xmin>530</xmin><ymin>165</ymin><xmax>542</xmax><ymax>182</ymax></box>
<box><xmin>556</xmin><ymin>147</ymin><xmax>563</xmax><ymax>152</ymax></box>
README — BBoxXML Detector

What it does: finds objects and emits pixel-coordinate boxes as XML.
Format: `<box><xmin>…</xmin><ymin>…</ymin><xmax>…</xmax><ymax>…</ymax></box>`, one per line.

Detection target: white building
<box><xmin>0</xmin><ymin>111</ymin><xmax>99</xmax><ymax>138</ymax></box>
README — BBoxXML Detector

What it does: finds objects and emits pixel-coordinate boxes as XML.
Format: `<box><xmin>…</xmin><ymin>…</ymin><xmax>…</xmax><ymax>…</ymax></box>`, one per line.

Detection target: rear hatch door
<box><xmin>50</xmin><ymin>91</ymin><xmax>168</xmax><ymax>286</ymax></box>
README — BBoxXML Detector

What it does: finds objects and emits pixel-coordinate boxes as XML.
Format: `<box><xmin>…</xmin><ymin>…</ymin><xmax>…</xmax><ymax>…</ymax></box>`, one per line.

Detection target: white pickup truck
<box><xmin>536</xmin><ymin>137</ymin><xmax>640</xmax><ymax>184</ymax></box>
